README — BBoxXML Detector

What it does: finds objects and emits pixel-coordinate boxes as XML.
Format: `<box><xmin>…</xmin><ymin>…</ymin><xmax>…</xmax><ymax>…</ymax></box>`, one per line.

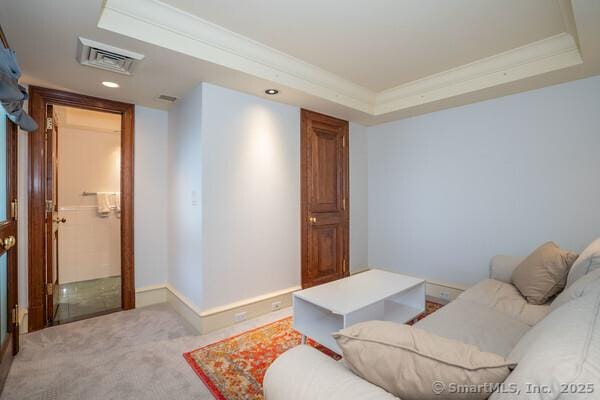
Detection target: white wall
<box><xmin>134</xmin><ymin>105</ymin><xmax>169</xmax><ymax>288</ymax></box>
<box><xmin>166</xmin><ymin>83</ymin><xmax>369</xmax><ymax>311</ymax></box>
<box><xmin>166</xmin><ymin>86</ymin><xmax>204</xmax><ymax>308</ymax></box>
<box><xmin>57</xmin><ymin>124</ymin><xmax>121</xmax><ymax>283</ymax></box>
<box><xmin>367</xmin><ymin>75</ymin><xmax>600</xmax><ymax>288</ymax></box>
<box><xmin>349</xmin><ymin>122</ymin><xmax>368</xmax><ymax>272</ymax></box>
<box><xmin>200</xmin><ymin>83</ymin><xmax>301</xmax><ymax>310</ymax></box>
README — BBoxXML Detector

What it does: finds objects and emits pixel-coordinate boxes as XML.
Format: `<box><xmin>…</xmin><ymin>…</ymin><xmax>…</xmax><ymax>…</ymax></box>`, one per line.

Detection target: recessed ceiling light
<box><xmin>265</xmin><ymin>89</ymin><xmax>279</xmax><ymax>95</ymax></box>
<box><xmin>102</xmin><ymin>81</ymin><xmax>120</xmax><ymax>88</ymax></box>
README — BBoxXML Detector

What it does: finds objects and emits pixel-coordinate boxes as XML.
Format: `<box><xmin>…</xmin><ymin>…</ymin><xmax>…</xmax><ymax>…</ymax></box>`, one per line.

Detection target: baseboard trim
<box><xmin>135</xmin><ymin>284</ymin><xmax>300</xmax><ymax>335</ymax></box>
<box><xmin>135</xmin><ymin>275</ymin><xmax>463</xmax><ymax>334</ymax></box>
<box><xmin>425</xmin><ymin>281</ymin><xmax>464</xmax><ymax>303</ymax></box>
<box><xmin>135</xmin><ymin>284</ymin><xmax>168</xmax><ymax>308</ymax></box>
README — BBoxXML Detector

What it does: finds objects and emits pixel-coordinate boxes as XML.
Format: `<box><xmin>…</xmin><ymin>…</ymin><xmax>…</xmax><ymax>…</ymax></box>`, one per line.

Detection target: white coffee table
<box><xmin>293</xmin><ymin>269</ymin><xmax>425</xmax><ymax>354</ymax></box>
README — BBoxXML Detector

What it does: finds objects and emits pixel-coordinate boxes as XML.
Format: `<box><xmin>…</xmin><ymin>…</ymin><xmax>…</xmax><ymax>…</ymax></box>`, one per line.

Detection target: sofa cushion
<box><xmin>333</xmin><ymin>321</ymin><xmax>515</xmax><ymax>400</ymax></box>
<box><xmin>492</xmin><ymin>292</ymin><xmax>600</xmax><ymax>400</ymax></box>
<box><xmin>511</xmin><ymin>242</ymin><xmax>578</xmax><ymax>305</ymax></box>
<box><xmin>459</xmin><ymin>279</ymin><xmax>550</xmax><ymax>326</ymax></box>
<box><xmin>264</xmin><ymin>345</ymin><xmax>397</xmax><ymax>400</ymax></box>
<box><xmin>551</xmin><ymin>268</ymin><xmax>600</xmax><ymax>310</ymax></box>
<box><xmin>566</xmin><ymin>237</ymin><xmax>600</xmax><ymax>288</ymax></box>
<box><xmin>415</xmin><ymin>298</ymin><xmax>530</xmax><ymax>357</ymax></box>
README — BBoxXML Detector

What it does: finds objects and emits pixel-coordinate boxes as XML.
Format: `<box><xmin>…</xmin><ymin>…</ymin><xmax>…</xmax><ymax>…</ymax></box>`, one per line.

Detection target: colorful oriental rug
<box><xmin>184</xmin><ymin>300</ymin><xmax>443</xmax><ymax>400</ymax></box>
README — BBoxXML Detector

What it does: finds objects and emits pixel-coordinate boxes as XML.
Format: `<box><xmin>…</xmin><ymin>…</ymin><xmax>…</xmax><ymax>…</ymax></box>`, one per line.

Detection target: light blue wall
<box><xmin>367</xmin><ymin>75</ymin><xmax>600</xmax><ymax>287</ymax></box>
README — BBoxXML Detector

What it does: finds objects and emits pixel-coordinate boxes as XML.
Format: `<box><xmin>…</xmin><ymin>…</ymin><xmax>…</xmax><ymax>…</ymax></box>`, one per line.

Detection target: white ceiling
<box><xmin>2</xmin><ymin>0</ymin><xmax>600</xmax><ymax>126</ymax></box>
<box><xmin>162</xmin><ymin>0</ymin><xmax>567</xmax><ymax>91</ymax></box>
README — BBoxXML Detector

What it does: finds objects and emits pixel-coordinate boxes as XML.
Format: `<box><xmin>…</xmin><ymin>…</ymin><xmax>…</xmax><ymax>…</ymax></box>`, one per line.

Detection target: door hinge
<box><xmin>46</xmin><ymin>282</ymin><xmax>54</xmax><ymax>296</ymax></box>
<box><xmin>343</xmin><ymin>257</ymin><xmax>347</xmax><ymax>273</ymax></box>
<box><xmin>10</xmin><ymin>199</ymin><xmax>18</xmax><ymax>221</ymax></box>
<box><xmin>45</xmin><ymin>200</ymin><xmax>53</xmax><ymax>213</ymax></box>
<box><xmin>342</xmin><ymin>198</ymin><xmax>346</xmax><ymax>210</ymax></box>
<box><xmin>11</xmin><ymin>305</ymin><xmax>18</xmax><ymax>327</ymax></box>
<box><xmin>342</xmin><ymin>136</ymin><xmax>345</xmax><ymax>147</ymax></box>
<box><xmin>46</xmin><ymin>117</ymin><xmax>53</xmax><ymax>130</ymax></box>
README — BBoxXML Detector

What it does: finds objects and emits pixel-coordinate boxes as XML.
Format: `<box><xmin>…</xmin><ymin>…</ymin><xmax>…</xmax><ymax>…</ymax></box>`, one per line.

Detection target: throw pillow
<box><xmin>566</xmin><ymin>238</ymin><xmax>600</xmax><ymax>288</ymax></box>
<box><xmin>511</xmin><ymin>242</ymin><xmax>578</xmax><ymax>305</ymax></box>
<box><xmin>333</xmin><ymin>321</ymin><xmax>516</xmax><ymax>400</ymax></box>
<box><xmin>551</xmin><ymin>268</ymin><xmax>600</xmax><ymax>310</ymax></box>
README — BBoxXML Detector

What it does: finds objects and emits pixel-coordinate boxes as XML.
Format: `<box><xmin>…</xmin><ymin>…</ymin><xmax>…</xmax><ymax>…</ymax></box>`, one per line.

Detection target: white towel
<box><xmin>113</xmin><ymin>192</ymin><xmax>121</xmax><ymax>214</ymax></box>
<box><xmin>96</xmin><ymin>192</ymin><xmax>112</xmax><ymax>215</ymax></box>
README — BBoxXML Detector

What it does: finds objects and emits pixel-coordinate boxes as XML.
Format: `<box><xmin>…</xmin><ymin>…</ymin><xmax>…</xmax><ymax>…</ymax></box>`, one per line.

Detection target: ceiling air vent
<box><xmin>77</xmin><ymin>37</ymin><xmax>144</xmax><ymax>75</ymax></box>
<box><xmin>158</xmin><ymin>94</ymin><xmax>178</xmax><ymax>102</ymax></box>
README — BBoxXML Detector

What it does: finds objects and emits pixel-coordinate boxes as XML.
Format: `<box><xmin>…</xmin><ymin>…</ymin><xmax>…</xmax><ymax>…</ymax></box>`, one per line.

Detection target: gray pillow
<box><xmin>551</xmin><ymin>267</ymin><xmax>600</xmax><ymax>310</ymax></box>
<box><xmin>566</xmin><ymin>238</ymin><xmax>600</xmax><ymax>288</ymax></box>
<box><xmin>492</xmin><ymin>293</ymin><xmax>600</xmax><ymax>400</ymax></box>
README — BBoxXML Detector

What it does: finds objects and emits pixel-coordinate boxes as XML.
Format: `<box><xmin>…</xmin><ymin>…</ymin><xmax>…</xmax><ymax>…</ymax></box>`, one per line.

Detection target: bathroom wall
<box><xmin>56</xmin><ymin>106</ymin><xmax>121</xmax><ymax>284</ymax></box>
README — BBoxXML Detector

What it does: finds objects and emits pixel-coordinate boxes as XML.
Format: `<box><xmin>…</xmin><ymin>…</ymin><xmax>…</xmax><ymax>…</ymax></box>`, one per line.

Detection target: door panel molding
<box><xmin>301</xmin><ymin>109</ymin><xmax>349</xmax><ymax>288</ymax></box>
<box><xmin>27</xmin><ymin>86</ymin><xmax>135</xmax><ymax>331</ymax></box>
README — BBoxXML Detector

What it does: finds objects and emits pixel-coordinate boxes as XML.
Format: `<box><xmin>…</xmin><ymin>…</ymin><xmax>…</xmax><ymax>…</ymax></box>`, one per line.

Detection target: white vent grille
<box><xmin>77</xmin><ymin>37</ymin><xmax>144</xmax><ymax>75</ymax></box>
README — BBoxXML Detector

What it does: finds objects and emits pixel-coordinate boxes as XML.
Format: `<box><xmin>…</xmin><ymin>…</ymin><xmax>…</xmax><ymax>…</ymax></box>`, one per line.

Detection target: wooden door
<box><xmin>0</xmin><ymin>106</ymin><xmax>20</xmax><ymax>390</ymax></box>
<box><xmin>301</xmin><ymin>110</ymin><xmax>349</xmax><ymax>288</ymax></box>
<box><xmin>44</xmin><ymin>105</ymin><xmax>59</xmax><ymax>323</ymax></box>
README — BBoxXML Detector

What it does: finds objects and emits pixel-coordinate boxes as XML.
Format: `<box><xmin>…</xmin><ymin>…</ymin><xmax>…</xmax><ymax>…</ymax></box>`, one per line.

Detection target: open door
<box><xmin>44</xmin><ymin>105</ymin><xmax>59</xmax><ymax>323</ymax></box>
<box><xmin>0</xmin><ymin>104</ymin><xmax>19</xmax><ymax>390</ymax></box>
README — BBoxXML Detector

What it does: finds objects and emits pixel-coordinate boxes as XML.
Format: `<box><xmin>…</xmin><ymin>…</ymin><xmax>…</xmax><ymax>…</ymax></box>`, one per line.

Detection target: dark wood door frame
<box><xmin>0</xmin><ymin>118</ymin><xmax>20</xmax><ymax>391</ymax></box>
<box><xmin>28</xmin><ymin>86</ymin><xmax>135</xmax><ymax>332</ymax></box>
<box><xmin>301</xmin><ymin>109</ymin><xmax>349</xmax><ymax>288</ymax></box>
<box><xmin>0</xmin><ymin>22</ymin><xmax>20</xmax><ymax>391</ymax></box>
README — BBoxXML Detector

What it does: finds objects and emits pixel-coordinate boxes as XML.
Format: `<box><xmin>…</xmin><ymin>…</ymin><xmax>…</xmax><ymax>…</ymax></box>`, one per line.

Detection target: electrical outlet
<box><xmin>271</xmin><ymin>301</ymin><xmax>282</xmax><ymax>311</ymax></box>
<box><xmin>439</xmin><ymin>291</ymin><xmax>451</xmax><ymax>301</ymax></box>
<box><xmin>234</xmin><ymin>311</ymin><xmax>247</xmax><ymax>322</ymax></box>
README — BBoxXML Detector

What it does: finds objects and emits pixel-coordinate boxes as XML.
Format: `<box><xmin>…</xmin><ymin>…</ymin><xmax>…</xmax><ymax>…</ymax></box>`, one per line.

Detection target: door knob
<box><xmin>54</xmin><ymin>218</ymin><xmax>66</xmax><ymax>224</ymax></box>
<box><xmin>309</xmin><ymin>216</ymin><xmax>317</xmax><ymax>224</ymax></box>
<box><xmin>1</xmin><ymin>236</ymin><xmax>15</xmax><ymax>251</ymax></box>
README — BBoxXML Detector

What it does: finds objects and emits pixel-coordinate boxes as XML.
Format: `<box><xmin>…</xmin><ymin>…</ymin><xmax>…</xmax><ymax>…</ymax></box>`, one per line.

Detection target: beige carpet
<box><xmin>1</xmin><ymin>303</ymin><xmax>291</xmax><ymax>400</ymax></box>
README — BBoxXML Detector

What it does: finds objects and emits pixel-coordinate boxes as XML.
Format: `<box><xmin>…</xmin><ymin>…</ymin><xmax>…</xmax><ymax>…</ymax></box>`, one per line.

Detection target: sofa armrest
<box><xmin>490</xmin><ymin>255</ymin><xmax>525</xmax><ymax>283</ymax></box>
<box><xmin>264</xmin><ymin>345</ymin><xmax>397</xmax><ymax>400</ymax></box>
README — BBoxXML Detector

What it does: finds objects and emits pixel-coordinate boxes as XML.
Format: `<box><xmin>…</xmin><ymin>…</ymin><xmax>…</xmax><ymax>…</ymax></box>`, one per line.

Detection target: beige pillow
<box><xmin>511</xmin><ymin>242</ymin><xmax>578</xmax><ymax>305</ymax></box>
<box><xmin>333</xmin><ymin>321</ymin><xmax>516</xmax><ymax>400</ymax></box>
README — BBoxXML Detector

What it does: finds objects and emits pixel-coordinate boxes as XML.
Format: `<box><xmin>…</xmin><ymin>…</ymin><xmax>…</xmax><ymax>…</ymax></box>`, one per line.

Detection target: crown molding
<box><xmin>98</xmin><ymin>0</ymin><xmax>376</xmax><ymax>113</ymax></box>
<box><xmin>99</xmin><ymin>0</ymin><xmax>583</xmax><ymax>117</ymax></box>
<box><xmin>374</xmin><ymin>33</ymin><xmax>582</xmax><ymax>115</ymax></box>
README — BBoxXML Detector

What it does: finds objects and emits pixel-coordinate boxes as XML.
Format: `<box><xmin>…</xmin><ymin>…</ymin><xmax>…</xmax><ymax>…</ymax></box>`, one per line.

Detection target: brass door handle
<box><xmin>2</xmin><ymin>236</ymin><xmax>16</xmax><ymax>251</ymax></box>
<box><xmin>54</xmin><ymin>218</ymin><xmax>66</xmax><ymax>224</ymax></box>
<box><xmin>309</xmin><ymin>217</ymin><xmax>317</xmax><ymax>224</ymax></box>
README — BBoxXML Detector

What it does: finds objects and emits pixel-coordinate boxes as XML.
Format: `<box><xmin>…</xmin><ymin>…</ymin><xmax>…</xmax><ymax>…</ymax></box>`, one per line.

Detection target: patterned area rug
<box><xmin>184</xmin><ymin>301</ymin><xmax>444</xmax><ymax>400</ymax></box>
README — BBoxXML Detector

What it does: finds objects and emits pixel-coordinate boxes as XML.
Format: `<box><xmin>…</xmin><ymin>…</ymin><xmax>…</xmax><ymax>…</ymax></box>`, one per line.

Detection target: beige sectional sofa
<box><xmin>264</xmin><ymin>252</ymin><xmax>600</xmax><ymax>399</ymax></box>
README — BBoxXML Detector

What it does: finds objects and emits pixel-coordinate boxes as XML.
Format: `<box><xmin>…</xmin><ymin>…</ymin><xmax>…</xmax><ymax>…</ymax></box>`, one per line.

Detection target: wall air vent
<box><xmin>77</xmin><ymin>37</ymin><xmax>144</xmax><ymax>75</ymax></box>
<box><xmin>158</xmin><ymin>94</ymin><xmax>178</xmax><ymax>102</ymax></box>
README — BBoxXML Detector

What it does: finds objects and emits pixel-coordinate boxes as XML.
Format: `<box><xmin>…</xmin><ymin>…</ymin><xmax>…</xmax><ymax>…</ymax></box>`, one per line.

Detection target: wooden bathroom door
<box><xmin>44</xmin><ymin>104</ymin><xmax>59</xmax><ymax>323</ymax></box>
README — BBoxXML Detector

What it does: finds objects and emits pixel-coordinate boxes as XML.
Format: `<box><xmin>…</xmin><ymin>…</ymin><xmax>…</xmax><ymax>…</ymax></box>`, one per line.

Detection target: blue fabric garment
<box><xmin>0</xmin><ymin>48</ymin><xmax>20</xmax><ymax>79</ymax></box>
<box><xmin>0</xmin><ymin>48</ymin><xmax>37</xmax><ymax>131</ymax></box>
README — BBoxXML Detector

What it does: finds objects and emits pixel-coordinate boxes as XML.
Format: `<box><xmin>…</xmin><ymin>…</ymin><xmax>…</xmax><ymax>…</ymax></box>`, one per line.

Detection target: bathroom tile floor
<box><xmin>54</xmin><ymin>276</ymin><xmax>121</xmax><ymax>323</ymax></box>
